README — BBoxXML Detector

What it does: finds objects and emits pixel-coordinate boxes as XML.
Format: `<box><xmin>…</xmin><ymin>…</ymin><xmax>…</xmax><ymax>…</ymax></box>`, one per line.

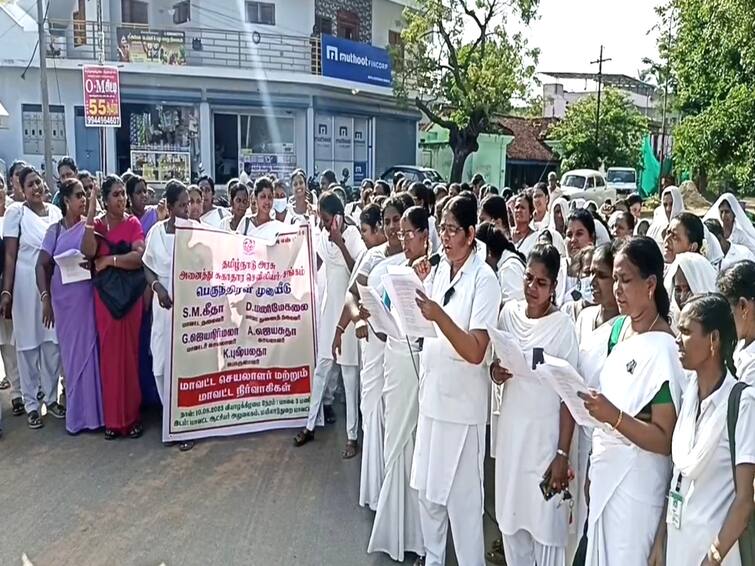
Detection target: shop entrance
<box><xmin>213</xmin><ymin>113</ymin><xmax>238</xmax><ymax>185</ymax></box>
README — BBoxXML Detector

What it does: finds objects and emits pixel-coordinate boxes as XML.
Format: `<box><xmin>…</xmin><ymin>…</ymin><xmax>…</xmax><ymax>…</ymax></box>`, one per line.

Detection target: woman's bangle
<box><xmin>151</xmin><ymin>281</ymin><xmax>161</xmax><ymax>293</ymax></box>
<box><xmin>609</xmin><ymin>410</ymin><xmax>624</xmax><ymax>431</ymax></box>
<box><xmin>85</xmin><ymin>224</ymin><xmax>95</xmax><ymax>230</ymax></box>
<box><xmin>40</xmin><ymin>291</ymin><xmax>50</xmax><ymax>302</ymax></box>
<box><xmin>709</xmin><ymin>543</ymin><xmax>722</xmax><ymax>564</ymax></box>
<box><xmin>556</xmin><ymin>448</ymin><xmax>569</xmax><ymax>460</ymax></box>
<box><xmin>112</xmin><ymin>255</ymin><xmax>117</xmax><ymax>267</ymax></box>
<box><xmin>1</xmin><ymin>290</ymin><xmax>11</xmax><ymax>299</ymax></box>
<box><xmin>336</xmin><ymin>324</ymin><xmax>346</xmax><ymax>334</ymax></box>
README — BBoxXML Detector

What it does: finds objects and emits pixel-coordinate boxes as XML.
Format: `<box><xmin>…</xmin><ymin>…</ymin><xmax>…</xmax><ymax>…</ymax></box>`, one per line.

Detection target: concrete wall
<box><xmin>191</xmin><ymin>0</ymin><xmax>314</xmax><ymax>37</ymax></box>
<box><xmin>315</xmin><ymin>0</ymin><xmax>371</xmax><ymax>42</ymax></box>
<box><xmin>372</xmin><ymin>0</ymin><xmax>406</xmax><ymax>48</ymax></box>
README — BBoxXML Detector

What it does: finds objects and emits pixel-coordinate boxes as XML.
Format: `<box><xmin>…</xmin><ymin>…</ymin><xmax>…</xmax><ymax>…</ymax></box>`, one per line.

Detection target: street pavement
<box><xmin>0</xmin><ymin>393</ymin><xmax>500</xmax><ymax>566</ymax></box>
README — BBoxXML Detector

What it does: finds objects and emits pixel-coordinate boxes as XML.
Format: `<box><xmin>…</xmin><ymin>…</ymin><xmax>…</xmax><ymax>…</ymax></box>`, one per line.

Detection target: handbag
<box><xmin>727</xmin><ymin>381</ymin><xmax>755</xmax><ymax>566</ymax></box>
<box><xmin>93</xmin><ymin>239</ymin><xmax>146</xmax><ymax>319</ymax></box>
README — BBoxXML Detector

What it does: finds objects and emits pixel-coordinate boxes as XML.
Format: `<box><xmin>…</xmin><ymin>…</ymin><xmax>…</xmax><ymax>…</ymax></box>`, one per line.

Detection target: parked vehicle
<box><xmin>559</xmin><ymin>169</ymin><xmax>616</xmax><ymax>206</ymax></box>
<box><xmin>380</xmin><ymin>165</ymin><xmax>444</xmax><ymax>185</ymax></box>
<box><xmin>606</xmin><ymin>167</ymin><xmax>638</xmax><ymax>196</ymax></box>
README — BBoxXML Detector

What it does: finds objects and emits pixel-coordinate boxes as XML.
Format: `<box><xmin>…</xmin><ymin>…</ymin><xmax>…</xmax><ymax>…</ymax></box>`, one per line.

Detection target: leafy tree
<box><xmin>395</xmin><ymin>0</ymin><xmax>538</xmax><ymax>182</ymax></box>
<box><xmin>550</xmin><ymin>89</ymin><xmax>649</xmax><ymax>171</ymax></box>
<box><xmin>663</xmin><ymin>0</ymin><xmax>755</xmax><ymax>193</ymax></box>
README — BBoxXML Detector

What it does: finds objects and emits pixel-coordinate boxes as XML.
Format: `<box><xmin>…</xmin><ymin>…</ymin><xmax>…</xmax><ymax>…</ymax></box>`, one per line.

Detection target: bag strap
<box><xmin>727</xmin><ymin>381</ymin><xmax>750</xmax><ymax>484</ymax></box>
<box><xmin>607</xmin><ymin>315</ymin><xmax>627</xmax><ymax>355</ymax></box>
<box><xmin>244</xmin><ymin>217</ymin><xmax>251</xmax><ymax>235</ymax></box>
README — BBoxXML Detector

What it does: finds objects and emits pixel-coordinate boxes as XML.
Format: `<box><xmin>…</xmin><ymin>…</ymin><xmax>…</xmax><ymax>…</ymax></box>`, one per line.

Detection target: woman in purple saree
<box><xmin>36</xmin><ymin>178</ymin><xmax>103</xmax><ymax>433</ymax></box>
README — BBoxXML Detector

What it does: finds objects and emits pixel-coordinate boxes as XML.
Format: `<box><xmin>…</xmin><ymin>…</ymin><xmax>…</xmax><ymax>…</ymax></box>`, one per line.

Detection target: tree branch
<box><xmin>436</xmin><ymin>16</ymin><xmax>468</xmax><ymax>96</ymax></box>
<box><xmin>415</xmin><ymin>97</ymin><xmax>457</xmax><ymax>131</ymax></box>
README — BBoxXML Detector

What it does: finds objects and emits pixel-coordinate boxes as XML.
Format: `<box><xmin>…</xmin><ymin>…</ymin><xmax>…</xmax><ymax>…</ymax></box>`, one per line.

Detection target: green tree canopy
<box><xmin>395</xmin><ymin>0</ymin><xmax>538</xmax><ymax>182</ymax></box>
<box><xmin>550</xmin><ymin>89</ymin><xmax>649</xmax><ymax>171</ymax></box>
<box><xmin>663</xmin><ymin>0</ymin><xmax>755</xmax><ymax>193</ymax></box>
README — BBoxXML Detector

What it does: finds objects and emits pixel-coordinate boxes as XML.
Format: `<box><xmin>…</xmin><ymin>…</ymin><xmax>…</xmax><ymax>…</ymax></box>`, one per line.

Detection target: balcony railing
<box><xmin>47</xmin><ymin>20</ymin><xmax>322</xmax><ymax>76</ymax></box>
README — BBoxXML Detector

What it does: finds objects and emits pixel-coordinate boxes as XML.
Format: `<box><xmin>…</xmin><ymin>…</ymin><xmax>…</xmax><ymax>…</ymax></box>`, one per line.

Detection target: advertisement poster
<box><xmin>238</xmin><ymin>150</ymin><xmax>297</xmax><ymax>179</ymax></box>
<box><xmin>117</xmin><ymin>28</ymin><xmax>186</xmax><ymax>65</ymax></box>
<box><xmin>314</xmin><ymin>114</ymin><xmax>333</xmax><ymax>161</ymax></box>
<box><xmin>82</xmin><ymin>66</ymin><xmax>121</xmax><ymax>127</ymax></box>
<box><xmin>321</xmin><ymin>35</ymin><xmax>392</xmax><ymax>87</ymax></box>
<box><xmin>130</xmin><ymin>150</ymin><xmax>190</xmax><ymax>183</ymax></box>
<box><xmin>164</xmin><ymin>224</ymin><xmax>317</xmax><ymax>441</ymax></box>
<box><xmin>334</xmin><ymin>116</ymin><xmax>352</xmax><ymax>162</ymax></box>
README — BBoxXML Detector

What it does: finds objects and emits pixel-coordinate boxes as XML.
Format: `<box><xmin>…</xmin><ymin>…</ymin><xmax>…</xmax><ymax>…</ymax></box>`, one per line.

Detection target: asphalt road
<box><xmin>0</xmin><ymin>392</ymin><xmax>500</xmax><ymax>566</ymax></box>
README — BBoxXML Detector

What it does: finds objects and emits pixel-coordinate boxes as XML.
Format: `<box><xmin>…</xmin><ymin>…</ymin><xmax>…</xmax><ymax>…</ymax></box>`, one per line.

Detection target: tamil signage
<box><xmin>165</xmin><ymin>224</ymin><xmax>316</xmax><ymax>442</ymax></box>
<box><xmin>116</xmin><ymin>27</ymin><xmax>186</xmax><ymax>65</ymax></box>
<box><xmin>321</xmin><ymin>35</ymin><xmax>392</xmax><ymax>87</ymax></box>
<box><xmin>82</xmin><ymin>66</ymin><xmax>121</xmax><ymax>127</ymax></box>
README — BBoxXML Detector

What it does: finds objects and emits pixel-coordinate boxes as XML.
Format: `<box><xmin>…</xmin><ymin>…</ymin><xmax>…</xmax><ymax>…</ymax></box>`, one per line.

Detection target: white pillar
<box><xmin>199</xmin><ymin>100</ymin><xmax>212</xmax><ymax>178</ymax></box>
<box><xmin>105</xmin><ymin>127</ymin><xmax>116</xmax><ymax>175</ymax></box>
<box><xmin>306</xmin><ymin>105</ymin><xmax>315</xmax><ymax>175</ymax></box>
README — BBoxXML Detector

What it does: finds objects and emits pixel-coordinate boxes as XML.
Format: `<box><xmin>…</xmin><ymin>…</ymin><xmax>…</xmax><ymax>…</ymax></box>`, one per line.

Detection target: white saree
<box><xmin>495</xmin><ymin>301</ymin><xmax>579</xmax><ymax>564</ymax></box>
<box><xmin>586</xmin><ymin>330</ymin><xmax>685</xmax><ymax>566</ymax></box>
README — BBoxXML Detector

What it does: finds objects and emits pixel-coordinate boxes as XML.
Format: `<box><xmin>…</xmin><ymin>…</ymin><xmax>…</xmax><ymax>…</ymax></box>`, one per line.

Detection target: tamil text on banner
<box><xmin>164</xmin><ymin>224</ymin><xmax>317</xmax><ymax>442</ymax></box>
<box><xmin>321</xmin><ymin>35</ymin><xmax>392</xmax><ymax>87</ymax></box>
<box><xmin>82</xmin><ymin>66</ymin><xmax>121</xmax><ymax>127</ymax></box>
<box><xmin>116</xmin><ymin>27</ymin><xmax>186</xmax><ymax>65</ymax></box>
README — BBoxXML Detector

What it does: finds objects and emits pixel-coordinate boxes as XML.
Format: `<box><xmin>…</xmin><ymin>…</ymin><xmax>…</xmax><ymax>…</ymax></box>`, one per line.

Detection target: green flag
<box><xmin>639</xmin><ymin>135</ymin><xmax>660</xmax><ymax>198</ymax></box>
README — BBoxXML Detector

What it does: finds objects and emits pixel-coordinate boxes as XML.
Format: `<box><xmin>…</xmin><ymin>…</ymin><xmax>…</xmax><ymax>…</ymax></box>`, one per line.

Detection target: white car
<box><xmin>606</xmin><ymin>167</ymin><xmax>638</xmax><ymax>196</ymax></box>
<box><xmin>559</xmin><ymin>169</ymin><xmax>616</xmax><ymax>207</ymax></box>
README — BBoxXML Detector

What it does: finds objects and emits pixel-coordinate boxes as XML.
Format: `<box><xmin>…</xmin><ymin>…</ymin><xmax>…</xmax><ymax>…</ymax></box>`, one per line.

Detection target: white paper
<box><xmin>381</xmin><ymin>266</ymin><xmax>437</xmax><ymax>338</ymax></box>
<box><xmin>356</xmin><ymin>283</ymin><xmax>401</xmax><ymax>339</ymax></box>
<box><xmin>540</xmin><ymin>354</ymin><xmax>602</xmax><ymax>428</ymax></box>
<box><xmin>487</xmin><ymin>325</ymin><xmax>538</xmax><ymax>381</ymax></box>
<box><xmin>53</xmin><ymin>249</ymin><xmax>91</xmax><ymax>284</ymax></box>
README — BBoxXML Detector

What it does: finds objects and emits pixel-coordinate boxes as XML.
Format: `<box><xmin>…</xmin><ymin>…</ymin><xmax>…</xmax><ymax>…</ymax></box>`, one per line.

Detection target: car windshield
<box><xmin>607</xmin><ymin>170</ymin><xmax>636</xmax><ymax>183</ymax></box>
<box><xmin>423</xmin><ymin>169</ymin><xmax>442</xmax><ymax>182</ymax></box>
<box><xmin>563</xmin><ymin>175</ymin><xmax>586</xmax><ymax>188</ymax></box>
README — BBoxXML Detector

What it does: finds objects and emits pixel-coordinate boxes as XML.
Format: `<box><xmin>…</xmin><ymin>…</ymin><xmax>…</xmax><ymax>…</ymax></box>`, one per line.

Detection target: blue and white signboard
<box><xmin>321</xmin><ymin>35</ymin><xmax>392</xmax><ymax>88</ymax></box>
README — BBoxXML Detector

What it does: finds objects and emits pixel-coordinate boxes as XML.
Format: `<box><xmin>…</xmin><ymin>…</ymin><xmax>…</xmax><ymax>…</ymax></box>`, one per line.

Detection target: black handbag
<box><xmin>93</xmin><ymin>240</ymin><xmax>146</xmax><ymax>319</ymax></box>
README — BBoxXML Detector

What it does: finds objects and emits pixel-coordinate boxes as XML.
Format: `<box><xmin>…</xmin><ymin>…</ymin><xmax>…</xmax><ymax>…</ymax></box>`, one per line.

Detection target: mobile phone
<box><xmin>539</xmin><ymin>473</ymin><xmax>558</xmax><ymax>501</ymax></box>
<box><xmin>333</xmin><ymin>214</ymin><xmax>343</xmax><ymax>230</ymax></box>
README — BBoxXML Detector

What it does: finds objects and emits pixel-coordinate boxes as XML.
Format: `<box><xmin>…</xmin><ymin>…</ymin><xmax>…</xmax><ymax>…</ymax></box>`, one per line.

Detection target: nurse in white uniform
<box><xmin>511</xmin><ymin>194</ymin><xmax>539</xmax><ymax>258</ymax></box>
<box><xmin>0</xmin><ymin>166</ymin><xmax>63</xmax><ymax>429</ymax></box>
<box><xmin>197</xmin><ymin>176</ymin><xmax>229</xmax><ymax>228</ymax></box>
<box><xmin>294</xmin><ymin>190</ymin><xmax>366</xmax><ymax>457</ymax></box>
<box><xmin>718</xmin><ymin>260</ymin><xmax>755</xmax><ymax>386</ymax></box>
<box><xmin>491</xmin><ymin>244</ymin><xmax>579</xmax><ymax>566</ymax></box>
<box><xmin>218</xmin><ymin>184</ymin><xmax>249</xmax><ymax>233</ymax></box>
<box><xmin>579</xmin><ymin>236</ymin><xmax>684</xmax><ymax>566</ymax></box>
<box><xmin>664</xmin><ymin>295</ymin><xmax>755</xmax><ymax>566</ymax></box>
<box><xmin>412</xmin><ymin>195</ymin><xmax>500</xmax><ymax>566</ymax></box>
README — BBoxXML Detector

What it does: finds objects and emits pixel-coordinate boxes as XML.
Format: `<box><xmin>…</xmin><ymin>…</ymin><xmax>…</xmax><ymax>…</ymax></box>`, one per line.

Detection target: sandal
<box><xmin>0</xmin><ymin>377</ymin><xmax>9</xmax><ymax>390</ymax></box>
<box><xmin>11</xmin><ymin>397</ymin><xmax>25</xmax><ymax>416</ymax></box>
<box><xmin>293</xmin><ymin>428</ymin><xmax>314</xmax><ymax>447</ymax></box>
<box><xmin>178</xmin><ymin>440</ymin><xmax>195</xmax><ymax>452</ymax></box>
<box><xmin>491</xmin><ymin>537</ymin><xmax>504</xmax><ymax>554</ymax></box>
<box><xmin>342</xmin><ymin>439</ymin><xmax>359</xmax><ymax>459</ymax></box>
<box><xmin>104</xmin><ymin>429</ymin><xmax>119</xmax><ymax>440</ymax></box>
<box><xmin>47</xmin><ymin>402</ymin><xmax>66</xmax><ymax>419</ymax></box>
<box><xmin>413</xmin><ymin>557</ymin><xmax>425</xmax><ymax>566</ymax></box>
<box><xmin>27</xmin><ymin>410</ymin><xmax>43</xmax><ymax>429</ymax></box>
<box><xmin>128</xmin><ymin>423</ymin><xmax>143</xmax><ymax>439</ymax></box>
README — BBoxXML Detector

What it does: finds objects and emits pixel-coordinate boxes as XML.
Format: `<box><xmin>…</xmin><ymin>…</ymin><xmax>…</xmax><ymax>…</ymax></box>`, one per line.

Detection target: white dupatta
<box><xmin>671</xmin><ymin>372</ymin><xmax>731</xmax><ymax>480</ymax></box>
<box><xmin>704</xmin><ymin>192</ymin><xmax>755</xmax><ymax>251</ymax></box>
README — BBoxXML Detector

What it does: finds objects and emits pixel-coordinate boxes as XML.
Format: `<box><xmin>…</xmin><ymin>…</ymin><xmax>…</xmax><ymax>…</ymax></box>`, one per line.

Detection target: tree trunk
<box><xmin>448</xmin><ymin>126</ymin><xmax>480</xmax><ymax>183</ymax></box>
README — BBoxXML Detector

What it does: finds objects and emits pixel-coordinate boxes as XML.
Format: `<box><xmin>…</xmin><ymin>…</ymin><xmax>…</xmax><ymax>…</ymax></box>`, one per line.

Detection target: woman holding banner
<box><xmin>219</xmin><ymin>183</ymin><xmax>250</xmax><ymax>233</ymax></box>
<box><xmin>295</xmin><ymin>190</ymin><xmax>366</xmax><ymax>459</ymax></box>
<box><xmin>143</xmin><ymin>180</ymin><xmax>195</xmax><ymax>452</ymax></box>
<box><xmin>238</xmin><ymin>178</ymin><xmax>286</xmax><ymax>241</ymax></box>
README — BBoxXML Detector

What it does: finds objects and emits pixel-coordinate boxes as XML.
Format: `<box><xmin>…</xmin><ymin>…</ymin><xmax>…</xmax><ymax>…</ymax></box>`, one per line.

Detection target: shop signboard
<box><xmin>314</xmin><ymin>114</ymin><xmax>333</xmax><ymax>161</ymax></box>
<box><xmin>321</xmin><ymin>35</ymin><xmax>392</xmax><ymax>87</ymax></box>
<box><xmin>334</xmin><ymin>117</ymin><xmax>352</xmax><ymax>162</ymax></box>
<box><xmin>238</xmin><ymin>150</ymin><xmax>297</xmax><ymax>179</ymax></box>
<box><xmin>164</xmin><ymin>224</ymin><xmax>316</xmax><ymax>441</ymax></box>
<box><xmin>116</xmin><ymin>27</ymin><xmax>186</xmax><ymax>65</ymax></box>
<box><xmin>130</xmin><ymin>150</ymin><xmax>191</xmax><ymax>183</ymax></box>
<box><xmin>354</xmin><ymin>119</ymin><xmax>368</xmax><ymax>162</ymax></box>
<box><xmin>82</xmin><ymin>66</ymin><xmax>121</xmax><ymax>127</ymax></box>
<box><xmin>353</xmin><ymin>162</ymin><xmax>367</xmax><ymax>184</ymax></box>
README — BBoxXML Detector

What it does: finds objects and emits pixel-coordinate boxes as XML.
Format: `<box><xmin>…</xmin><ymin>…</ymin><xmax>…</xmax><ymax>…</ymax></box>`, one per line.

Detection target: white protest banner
<box><xmin>163</xmin><ymin>224</ymin><xmax>316</xmax><ymax>442</ymax></box>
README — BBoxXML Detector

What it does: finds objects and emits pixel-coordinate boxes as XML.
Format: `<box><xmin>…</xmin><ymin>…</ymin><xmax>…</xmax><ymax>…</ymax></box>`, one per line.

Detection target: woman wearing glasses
<box><xmin>411</xmin><ymin>196</ymin><xmax>500</xmax><ymax>566</ymax></box>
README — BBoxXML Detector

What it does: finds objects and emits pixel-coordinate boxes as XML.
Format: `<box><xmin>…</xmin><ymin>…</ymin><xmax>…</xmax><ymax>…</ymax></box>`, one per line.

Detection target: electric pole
<box><xmin>96</xmin><ymin>0</ymin><xmax>107</xmax><ymax>175</ymax></box>
<box><xmin>591</xmin><ymin>45</ymin><xmax>612</xmax><ymax>167</ymax></box>
<box><xmin>37</xmin><ymin>0</ymin><xmax>54</xmax><ymax>190</ymax></box>
<box><xmin>659</xmin><ymin>12</ymin><xmax>674</xmax><ymax>192</ymax></box>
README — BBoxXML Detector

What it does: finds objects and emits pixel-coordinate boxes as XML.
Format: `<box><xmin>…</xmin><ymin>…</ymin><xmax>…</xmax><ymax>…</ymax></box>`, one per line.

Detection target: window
<box><xmin>315</xmin><ymin>15</ymin><xmax>332</xmax><ymax>36</ymax></box>
<box><xmin>585</xmin><ymin>177</ymin><xmax>595</xmax><ymax>189</ymax></box>
<box><xmin>22</xmin><ymin>104</ymin><xmax>67</xmax><ymax>155</ymax></box>
<box><xmin>337</xmin><ymin>10</ymin><xmax>359</xmax><ymax>41</ymax></box>
<box><xmin>595</xmin><ymin>175</ymin><xmax>605</xmax><ymax>187</ymax></box>
<box><xmin>245</xmin><ymin>2</ymin><xmax>275</xmax><ymax>25</ymax></box>
<box><xmin>173</xmin><ymin>0</ymin><xmax>190</xmax><ymax>24</ymax></box>
<box><xmin>121</xmin><ymin>0</ymin><xmax>148</xmax><ymax>25</ymax></box>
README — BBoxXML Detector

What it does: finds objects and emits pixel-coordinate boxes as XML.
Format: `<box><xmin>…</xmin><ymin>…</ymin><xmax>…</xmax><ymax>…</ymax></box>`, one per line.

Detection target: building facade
<box><xmin>0</xmin><ymin>0</ymin><xmax>418</xmax><ymax>186</ymax></box>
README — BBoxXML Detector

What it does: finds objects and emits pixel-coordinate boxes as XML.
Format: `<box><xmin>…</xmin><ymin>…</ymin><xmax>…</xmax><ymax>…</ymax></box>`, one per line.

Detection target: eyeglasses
<box><xmin>439</xmin><ymin>223</ymin><xmax>462</xmax><ymax>237</ymax></box>
<box><xmin>397</xmin><ymin>229</ymin><xmax>419</xmax><ymax>241</ymax></box>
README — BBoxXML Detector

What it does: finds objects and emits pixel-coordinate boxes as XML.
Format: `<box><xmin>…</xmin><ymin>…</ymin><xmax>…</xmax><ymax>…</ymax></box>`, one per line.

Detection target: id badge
<box><xmin>666</xmin><ymin>490</ymin><xmax>684</xmax><ymax>529</ymax></box>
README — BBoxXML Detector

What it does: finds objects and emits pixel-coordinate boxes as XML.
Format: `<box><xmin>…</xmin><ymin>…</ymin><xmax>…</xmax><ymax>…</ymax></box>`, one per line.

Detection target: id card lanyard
<box><xmin>666</xmin><ymin>473</ymin><xmax>684</xmax><ymax>529</ymax></box>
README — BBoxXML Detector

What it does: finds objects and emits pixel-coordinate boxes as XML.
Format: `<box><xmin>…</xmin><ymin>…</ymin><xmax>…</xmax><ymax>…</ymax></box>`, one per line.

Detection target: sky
<box><xmin>513</xmin><ymin>0</ymin><xmax>661</xmax><ymax>89</ymax></box>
